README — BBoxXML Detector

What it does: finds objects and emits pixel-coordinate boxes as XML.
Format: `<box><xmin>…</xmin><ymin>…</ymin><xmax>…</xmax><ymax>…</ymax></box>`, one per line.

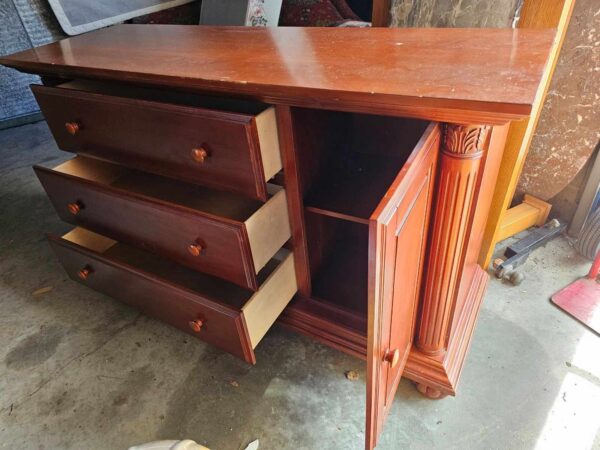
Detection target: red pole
<box><xmin>587</xmin><ymin>250</ymin><xmax>600</xmax><ymax>279</ymax></box>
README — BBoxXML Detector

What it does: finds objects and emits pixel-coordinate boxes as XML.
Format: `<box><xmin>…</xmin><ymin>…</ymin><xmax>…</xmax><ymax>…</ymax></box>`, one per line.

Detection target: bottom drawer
<box><xmin>49</xmin><ymin>227</ymin><xmax>297</xmax><ymax>364</ymax></box>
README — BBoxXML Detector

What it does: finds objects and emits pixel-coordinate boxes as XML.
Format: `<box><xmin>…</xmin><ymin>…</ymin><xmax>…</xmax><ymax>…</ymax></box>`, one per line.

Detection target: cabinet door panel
<box><xmin>366</xmin><ymin>123</ymin><xmax>440</xmax><ymax>450</ymax></box>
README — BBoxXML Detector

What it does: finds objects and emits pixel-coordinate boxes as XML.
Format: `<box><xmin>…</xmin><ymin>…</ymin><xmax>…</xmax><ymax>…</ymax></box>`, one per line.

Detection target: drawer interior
<box><xmin>57</xmin><ymin>80</ymin><xmax>269</xmax><ymax>116</ymax></box>
<box><xmin>62</xmin><ymin>227</ymin><xmax>278</xmax><ymax>310</ymax></box>
<box><xmin>53</xmin><ymin>156</ymin><xmax>274</xmax><ymax>222</ymax></box>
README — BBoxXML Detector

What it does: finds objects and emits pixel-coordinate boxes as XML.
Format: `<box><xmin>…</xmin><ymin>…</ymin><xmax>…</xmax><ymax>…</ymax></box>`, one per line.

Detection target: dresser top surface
<box><xmin>1</xmin><ymin>25</ymin><xmax>554</xmax><ymax>123</ymax></box>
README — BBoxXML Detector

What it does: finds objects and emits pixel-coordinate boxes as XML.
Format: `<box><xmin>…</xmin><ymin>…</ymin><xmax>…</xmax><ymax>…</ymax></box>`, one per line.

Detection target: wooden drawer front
<box><xmin>31</xmin><ymin>83</ymin><xmax>282</xmax><ymax>201</ymax></box>
<box><xmin>35</xmin><ymin>157</ymin><xmax>291</xmax><ymax>291</ymax></box>
<box><xmin>49</xmin><ymin>228</ymin><xmax>297</xmax><ymax>365</ymax></box>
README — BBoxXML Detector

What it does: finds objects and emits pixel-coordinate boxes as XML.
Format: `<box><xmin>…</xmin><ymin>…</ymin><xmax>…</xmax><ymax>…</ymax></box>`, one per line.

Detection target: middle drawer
<box><xmin>35</xmin><ymin>156</ymin><xmax>291</xmax><ymax>291</ymax></box>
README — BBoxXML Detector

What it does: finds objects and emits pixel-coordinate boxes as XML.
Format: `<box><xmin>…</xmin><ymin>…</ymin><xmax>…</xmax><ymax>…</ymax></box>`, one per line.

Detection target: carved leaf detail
<box><xmin>443</xmin><ymin>124</ymin><xmax>489</xmax><ymax>154</ymax></box>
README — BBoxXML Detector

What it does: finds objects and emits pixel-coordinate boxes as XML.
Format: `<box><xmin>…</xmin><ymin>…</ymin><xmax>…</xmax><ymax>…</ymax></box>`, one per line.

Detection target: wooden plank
<box><xmin>62</xmin><ymin>227</ymin><xmax>116</xmax><ymax>253</ymax></box>
<box><xmin>496</xmin><ymin>195</ymin><xmax>551</xmax><ymax>242</ymax></box>
<box><xmin>479</xmin><ymin>0</ymin><xmax>576</xmax><ymax>267</ymax></box>
<box><xmin>246</xmin><ymin>185</ymin><xmax>291</xmax><ymax>273</ymax></box>
<box><xmin>242</xmin><ymin>250</ymin><xmax>297</xmax><ymax>348</ymax></box>
<box><xmin>255</xmin><ymin>106</ymin><xmax>283</xmax><ymax>182</ymax></box>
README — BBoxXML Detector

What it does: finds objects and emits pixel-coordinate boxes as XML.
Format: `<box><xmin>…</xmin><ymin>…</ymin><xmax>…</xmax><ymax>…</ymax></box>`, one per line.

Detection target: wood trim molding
<box><xmin>278</xmin><ymin>296</ymin><xmax>368</xmax><ymax>359</ymax></box>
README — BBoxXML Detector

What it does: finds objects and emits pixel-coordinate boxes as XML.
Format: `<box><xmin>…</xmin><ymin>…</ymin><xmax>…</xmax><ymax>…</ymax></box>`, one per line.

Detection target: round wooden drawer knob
<box><xmin>191</xmin><ymin>148</ymin><xmax>208</xmax><ymax>163</ymax></box>
<box><xmin>187</xmin><ymin>243</ymin><xmax>203</xmax><ymax>257</ymax></box>
<box><xmin>383</xmin><ymin>348</ymin><xmax>400</xmax><ymax>368</ymax></box>
<box><xmin>188</xmin><ymin>319</ymin><xmax>204</xmax><ymax>332</ymax></box>
<box><xmin>65</xmin><ymin>121</ymin><xmax>80</xmax><ymax>135</ymax></box>
<box><xmin>68</xmin><ymin>201</ymin><xmax>82</xmax><ymax>215</ymax></box>
<box><xmin>77</xmin><ymin>266</ymin><xmax>92</xmax><ymax>280</ymax></box>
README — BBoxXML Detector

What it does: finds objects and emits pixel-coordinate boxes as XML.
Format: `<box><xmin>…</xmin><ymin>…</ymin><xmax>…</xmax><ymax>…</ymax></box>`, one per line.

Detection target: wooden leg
<box><xmin>416</xmin><ymin>382</ymin><xmax>448</xmax><ymax>399</ymax></box>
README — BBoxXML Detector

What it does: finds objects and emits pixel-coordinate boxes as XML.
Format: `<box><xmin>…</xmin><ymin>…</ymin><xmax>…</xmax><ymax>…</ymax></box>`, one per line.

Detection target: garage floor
<box><xmin>1</xmin><ymin>122</ymin><xmax>599</xmax><ymax>450</ymax></box>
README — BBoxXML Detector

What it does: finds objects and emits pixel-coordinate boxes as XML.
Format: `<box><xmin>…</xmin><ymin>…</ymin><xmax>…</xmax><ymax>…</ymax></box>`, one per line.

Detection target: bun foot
<box><xmin>416</xmin><ymin>383</ymin><xmax>447</xmax><ymax>399</ymax></box>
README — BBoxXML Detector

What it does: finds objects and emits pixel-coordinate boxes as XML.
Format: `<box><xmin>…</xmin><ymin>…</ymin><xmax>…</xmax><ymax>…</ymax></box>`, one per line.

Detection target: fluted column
<box><xmin>416</xmin><ymin>124</ymin><xmax>489</xmax><ymax>356</ymax></box>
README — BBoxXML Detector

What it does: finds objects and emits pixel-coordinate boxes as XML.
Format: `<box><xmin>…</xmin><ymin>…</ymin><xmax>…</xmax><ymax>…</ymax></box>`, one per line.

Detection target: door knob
<box><xmin>65</xmin><ymin>121</ymin><xmax>80</xmax><ymax>135</ymax></box>
<box><xmin>191</xmin><ymin>147</ymin><xmax>208</xmax><ymax>164</ymax></box>
<box><xmin>187</xmin><ymin>243</ymin><xmax>203</xmax><ymax>257</ymax></box>
<box><xmin>188</xmin><ymin>319</ymin><xmax>204</xmax><ymax>332</ymax></box>
<box><xmin>68</xmin><ymin>201</ymin><xmax>83</xmax><ymax>215</ymax></box>
<box><xmin>383</xmin><ymin>348</ymin><xmax>400</xmax><ymax>368</ymax></box>
<box><xmin>77</xmin><ymin>266</ymin><xmax>92</xmax><ymax>280</ymax></box>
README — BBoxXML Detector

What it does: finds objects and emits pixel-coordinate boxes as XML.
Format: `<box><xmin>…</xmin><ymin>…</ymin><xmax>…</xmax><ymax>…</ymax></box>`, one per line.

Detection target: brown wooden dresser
<box><xmin>0</xmin><ymin>25</ymin><xmax>554</xmax><ymax>450</ymax></box>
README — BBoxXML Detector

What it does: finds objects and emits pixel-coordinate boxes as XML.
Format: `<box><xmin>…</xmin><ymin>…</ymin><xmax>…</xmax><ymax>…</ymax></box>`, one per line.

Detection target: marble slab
<box><xmin>390</xmin><ymin>0</ymin><xmax>521</xmax><ymax>28</ymax></box>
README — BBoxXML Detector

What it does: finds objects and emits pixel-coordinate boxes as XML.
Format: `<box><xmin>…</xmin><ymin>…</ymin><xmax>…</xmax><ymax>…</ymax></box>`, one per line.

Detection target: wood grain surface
<box><xmin>1</xmin><ymin>25</ymin><xmax>554</xmax><ymax>123</ymax></box>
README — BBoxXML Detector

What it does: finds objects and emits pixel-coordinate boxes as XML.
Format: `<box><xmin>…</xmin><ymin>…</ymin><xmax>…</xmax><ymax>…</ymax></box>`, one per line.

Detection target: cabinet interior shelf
<box><xmin>304</xmin><ymin>152</ymin><xmax>402</xmax><ymax>224</ymax></box>
<box><xmin>294</xmin><ymin>108</ymin><xmax>431</xmax><ymax>328</ymax></box>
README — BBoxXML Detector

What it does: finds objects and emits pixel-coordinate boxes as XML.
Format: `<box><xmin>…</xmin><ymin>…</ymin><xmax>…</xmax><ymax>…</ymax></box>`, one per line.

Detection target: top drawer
<box><xmin>31</xmin><ymin>81</ymin><xmax>282</xmax><ymax>201</ymax></box>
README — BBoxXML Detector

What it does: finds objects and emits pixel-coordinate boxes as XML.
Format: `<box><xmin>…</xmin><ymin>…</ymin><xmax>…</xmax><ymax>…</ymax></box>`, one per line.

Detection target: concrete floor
<box><xmin>1</xmin><ymin>121</ymin><xmax>599</xmax><ymax>450</ymax></box>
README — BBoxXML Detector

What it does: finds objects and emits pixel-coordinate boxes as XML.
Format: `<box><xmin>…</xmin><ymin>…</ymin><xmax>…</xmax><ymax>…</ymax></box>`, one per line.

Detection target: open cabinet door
<box><xmin>366</xmin><ymin>123</ymin><xmax>440</xmax><ymax>449</ymax></box>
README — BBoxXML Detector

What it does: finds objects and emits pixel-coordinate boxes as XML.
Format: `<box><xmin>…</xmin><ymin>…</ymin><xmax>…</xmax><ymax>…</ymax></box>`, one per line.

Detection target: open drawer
<box><xmin>31</xmin><ymin>80</ymin><xmax>281</xmax><ymax>201</ymax></box>
<box><xmin>49</xmin><ymin>228</ymin><xmax>297</xmax><ymax>364</ymax></box>
<box><xmin>35</xmin><ymin>156</ymin><xmax>291</xmax><ymax>291</ymax></box>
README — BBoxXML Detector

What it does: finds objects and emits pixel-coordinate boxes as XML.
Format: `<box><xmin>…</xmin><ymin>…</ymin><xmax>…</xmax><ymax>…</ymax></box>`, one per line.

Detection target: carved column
<box><xmin>416</xmin><ymin>124</ymin><xmax>489</xmax><ymax>356</ymax></box>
